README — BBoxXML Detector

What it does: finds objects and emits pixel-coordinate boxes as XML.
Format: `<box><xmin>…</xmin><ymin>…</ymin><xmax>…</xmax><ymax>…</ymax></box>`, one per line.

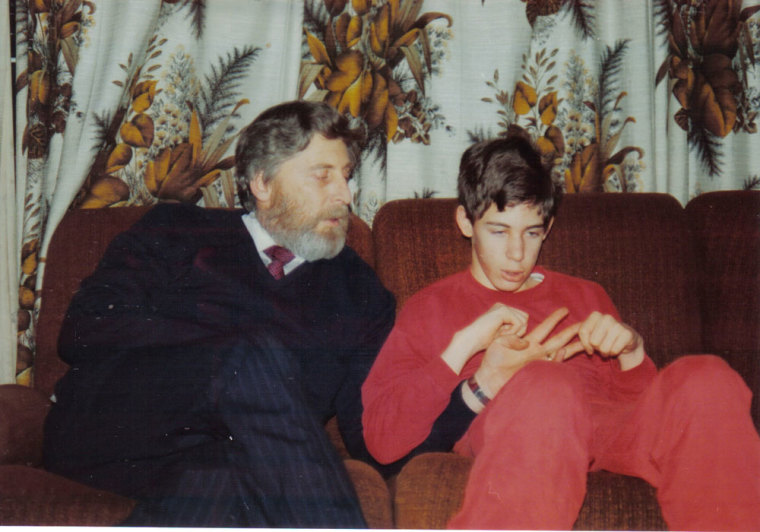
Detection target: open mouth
<box><xmin>501</xmin><ymin>270</ymin><xmax>524</xmax><ymax>283</ymax></box>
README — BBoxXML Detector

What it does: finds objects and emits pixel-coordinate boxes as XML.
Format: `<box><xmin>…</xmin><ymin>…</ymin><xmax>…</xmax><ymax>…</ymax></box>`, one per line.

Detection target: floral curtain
<box><xmin>2</xmin><ymin>0</ymin><xmax>17</xmax><ymax>384</ymax></box>
<box><xmin>298</xmin><ymin>0</ymin><xmax>759</xmax><ymax>219</ymax></box>
<box><xmin>11</xmin><ymin>0</ymin><xmax>306</xmax><ymax>385</ymax></box>
<box><xmin>8</xmin><ymin>0</ymin><xmax>760</xmax><ymax>385</ymax></box>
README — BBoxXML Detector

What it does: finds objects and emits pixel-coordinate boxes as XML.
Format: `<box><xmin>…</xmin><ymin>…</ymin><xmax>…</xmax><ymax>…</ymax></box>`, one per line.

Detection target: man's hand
<box><xmin>473</xmin><ymin>307</ymin><xmax>581</xmax><ymax>400</ymax></box>
<box><xmin>563</xmin><ymin>311</ymin><xmax>645</xmax><ymax>370</ymax></box>
<box><xmin>441</xmin><ymin>303</ymin><xmax>528</xmax><ymax>374</ymax></box>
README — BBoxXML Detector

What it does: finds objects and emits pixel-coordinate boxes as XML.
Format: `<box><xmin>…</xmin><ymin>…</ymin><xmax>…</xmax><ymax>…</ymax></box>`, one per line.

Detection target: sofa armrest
<box><xmin>0</xmin><ymin>385</ymin><xmax>51</xmax><ymax>466</ymax></box>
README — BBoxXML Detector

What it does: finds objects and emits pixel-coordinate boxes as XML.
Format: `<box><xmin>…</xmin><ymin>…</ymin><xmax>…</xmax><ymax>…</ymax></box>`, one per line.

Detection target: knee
<box><xmin>212</xmin><ymin>338</ymin><xmax>304</xmax><ymax>405</ymax></box>
<box><xmin>660</xmin><ymin>355</ymin><xmax>751</xmax><ymax>412</ymax></box>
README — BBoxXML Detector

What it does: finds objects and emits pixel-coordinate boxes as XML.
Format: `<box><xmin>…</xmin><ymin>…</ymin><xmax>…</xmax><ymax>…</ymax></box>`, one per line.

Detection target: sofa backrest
<box><xmin>685</xmin><ymin>190</ymin><xmax>760</xmax><ymax>426</ymax></box>
<box><xmin>35</xmin><ymin>207</ymin><xmax>151</xmax><ymax>397</ymax></box>
<box><xmin>541</xmin><ymin>193</ymin><xmax>702</xmax><ymax>367</ymax></box>
<box><xmin>372</xmin><ymin>198</ymin><xmax>471</xmax><ymax>311</ymax></box>
<box><xmin>685</xmin><ymin>191</ymin><xmax>760</xmax><ymax>356</ymax></box>
<box><xmin>32</xmin><ymin>192</ymin><xmax>756</xmax><ymax>395</ymax></box>
<box><xmin>372</xmin><ymin>193</ymin><xmax>703</xmax><ymax>368</ymax></box>
<box><xmin>34</xmin><ymin>207</ymin><xmax>373</xmax><ymax>398</ymax></box>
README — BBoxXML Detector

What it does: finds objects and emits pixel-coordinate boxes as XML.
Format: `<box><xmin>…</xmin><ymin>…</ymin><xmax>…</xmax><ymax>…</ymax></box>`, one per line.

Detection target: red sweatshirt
<box><xmin>362</xmin><ymin>267</ymin><xmax>657</xmax><ymax>464</ymax></box>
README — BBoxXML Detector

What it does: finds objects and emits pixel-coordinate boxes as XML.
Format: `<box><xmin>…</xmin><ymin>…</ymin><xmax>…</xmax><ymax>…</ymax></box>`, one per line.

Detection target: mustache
<box><xmin>322</xmin><ymin>204</ymin><xmax>350</xmax><ymax>221</ymax></box>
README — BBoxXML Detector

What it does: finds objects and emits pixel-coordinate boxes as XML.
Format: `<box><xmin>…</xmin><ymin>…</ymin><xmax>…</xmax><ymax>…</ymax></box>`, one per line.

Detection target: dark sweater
<box><xmin>44</xmin><ymin>203</ymin><xmax>396</xmax><ymax>488</ymax></box>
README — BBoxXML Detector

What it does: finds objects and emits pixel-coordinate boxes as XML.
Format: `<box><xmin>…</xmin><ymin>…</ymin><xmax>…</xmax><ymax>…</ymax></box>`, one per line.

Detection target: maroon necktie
<box><xmin>264</xmin><ymin>245</ymin><xmax>295</xmax><ymax>280</ymax></box>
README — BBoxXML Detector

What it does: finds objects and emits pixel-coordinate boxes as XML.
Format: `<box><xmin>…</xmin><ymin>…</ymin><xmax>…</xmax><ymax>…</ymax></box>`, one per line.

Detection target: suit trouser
<box><xmin>48</xmin><ymin>337</ymin><xmax>366</xmax><ymax>528</ymax></box>
<box><xmin>123</xmin><ymin>337</ymin><xmax>365</xmax><ymax>527</ymax></box>
<box><xmin>447</xmin><ymin>355</ymin><xmax>760</xmax><ymax>531</ymax></box>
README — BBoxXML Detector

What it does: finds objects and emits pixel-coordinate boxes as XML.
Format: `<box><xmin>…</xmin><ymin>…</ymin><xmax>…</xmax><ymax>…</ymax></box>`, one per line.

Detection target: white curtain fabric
<box><xmin>344</xmin><ymin>0</ymin><xmax>760</xmax><ymax>220</ymax></box>
<box><xmin>43</xmin><ymin>0</ymin><xmax>304</xmax><ymax>253</ymax></box>
<box><xmin>1</xmin><ymin>0</ymin><xmax>18</xmax><ymax>384</ymax></box>
<box><xmin>13</xmin><ymin>0</ymin><xmax>305</xmax><ymax>384</ymax></box>
<box><xmin>11</xmin><ymin>0</ymin><xmax>760</xmax><ymax>384</ymax></box>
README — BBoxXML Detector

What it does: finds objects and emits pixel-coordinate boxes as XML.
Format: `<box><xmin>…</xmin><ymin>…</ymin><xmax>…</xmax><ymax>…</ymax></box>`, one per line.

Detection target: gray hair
<box><xmin>234</xmin><ymin>100</ymin><xmax>364</xmax><ymax>212</ymax></box>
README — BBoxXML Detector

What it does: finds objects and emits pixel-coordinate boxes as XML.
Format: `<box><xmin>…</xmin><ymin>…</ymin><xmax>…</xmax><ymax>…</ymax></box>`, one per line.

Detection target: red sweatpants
<box><xmin>448</xmin><ymin>355</ymin><xmax>760</xmax><ymax>530</ymax></box>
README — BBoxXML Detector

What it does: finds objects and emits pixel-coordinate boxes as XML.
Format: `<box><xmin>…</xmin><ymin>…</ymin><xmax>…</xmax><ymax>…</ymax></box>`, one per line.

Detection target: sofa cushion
<box><xmin>344</xmin><ymin>459</ymin><xmax>393</xmax><ymax>529</ymax></box>
<box><xmin>574</xmin><ymin>471</ymin><xmax>665</xmax><ymax>530</ymax></box>
<box><xmin>392</xmin><ymin>453</ymin><xmax>666</xmax><ymax>530</ymax></box>
<box><xmin>0</xmin><ymin>465</ymin><xmax>135</xmax><ymax>526</ymax></box>
<box><xmin>0</xmin><ymin>461</ymin><xmax>390</xmax><ymax>527</ymax></box>
<box><xmin>0</xmin><ymin>385</ymin><xmax>50</xmax><ymax>466</ymax></box>
<box><xmin>392</xmin><ymin>452</ymin><xmax>470</xmax><ymax>529</ymax></box>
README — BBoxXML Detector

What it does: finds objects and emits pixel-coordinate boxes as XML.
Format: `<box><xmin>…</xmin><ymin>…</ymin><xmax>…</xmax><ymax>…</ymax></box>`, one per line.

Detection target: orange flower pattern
<box><xmin>656</xmin><ymin>0</ymin><xmax>760</xmax><ymax>176</ymax></box>
<box><xmin>15</xmin><ymin>0</ymin><xmax>260</xmax><ymax>382</ymax></box>
<box><xmin>13</xmin><ymin>0</ymin><xmax>759</xmax><ymax>384</ymax></box>
<box><xmin>18</xmin><ymin>0</ymin><xmax>93</xmax><ymax>159</ymax></box>
<box><xmin>300</xmin><ymin>0</ymin><xmax>453</xmax><ymax>147</ymax></box>
<box><xmin>15</xmin><ymin>0</ymin><xmax>97</xmax><ymax>383</ymax></box>
<box><xmin>479</xmin><ymin>43</ymin><xmax>644</xmax><ymax>194</ymax></box>
<box><xmin>74</xmin><ymin>37</ymin><xmax>256</xmax><ymax>209</ymax></box>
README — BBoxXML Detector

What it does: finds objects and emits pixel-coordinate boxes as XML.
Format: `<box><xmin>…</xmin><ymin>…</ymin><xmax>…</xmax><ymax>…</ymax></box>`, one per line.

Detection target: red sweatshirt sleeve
<box><xmin>362</xmin><ymin>291</ymin><xmax>465</xmax><ymax>464</ymax></box>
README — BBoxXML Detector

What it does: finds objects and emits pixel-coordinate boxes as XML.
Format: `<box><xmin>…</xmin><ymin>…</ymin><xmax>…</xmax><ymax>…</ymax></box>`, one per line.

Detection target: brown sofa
<box><xmin>1</xmin><ymin>191</ymin><xmax>758</xmax><ymax>529</ymax></box>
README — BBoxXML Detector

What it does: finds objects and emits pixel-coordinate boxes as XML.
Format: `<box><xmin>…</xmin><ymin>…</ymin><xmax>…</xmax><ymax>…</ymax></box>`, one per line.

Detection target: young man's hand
<box><xmin>562</xmin><ymin>311</ymin><xmax>645</xmax><ymax>371</ymax></box>
<box><xmin>442</xmin><ymin>303</ymin><xmax>528</xmax><ymax>374</ymax></box>
<box><xmin>471</xmin><ymin>308</ymin><xmax>581</xmax><ymax>403</ymax></box>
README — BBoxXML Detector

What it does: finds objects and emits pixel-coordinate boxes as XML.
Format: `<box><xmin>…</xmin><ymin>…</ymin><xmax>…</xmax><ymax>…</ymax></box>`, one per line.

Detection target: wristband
<box><xmin>467</xmin><ymin>375</ymin><xmax>491</xmax><ymax>407</ymax></box>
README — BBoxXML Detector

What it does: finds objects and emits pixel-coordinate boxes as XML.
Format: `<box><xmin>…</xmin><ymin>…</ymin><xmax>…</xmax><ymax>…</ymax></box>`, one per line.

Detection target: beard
<box><xmin>256</xmin><ymin>184</ymin><xmax>349</xmax><ymax>261</ymax></box>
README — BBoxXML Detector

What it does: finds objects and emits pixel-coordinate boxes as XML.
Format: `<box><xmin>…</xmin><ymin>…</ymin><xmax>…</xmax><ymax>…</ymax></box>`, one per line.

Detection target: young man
<box><xmin>43</xmin><ymin>101</ymin><xmax>396</xmax><ymax>527</ymax></box>
<box><xmin>362</xmin><ymin>136</ymin><xmax>760</xmax><ymax>530</ymax></box>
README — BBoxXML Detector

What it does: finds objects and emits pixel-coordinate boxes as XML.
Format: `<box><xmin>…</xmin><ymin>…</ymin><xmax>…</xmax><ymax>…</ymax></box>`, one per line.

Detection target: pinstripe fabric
<box><xmin>123</xmin><ymin>339</ymin><xmax>365</xmax><ymax>527</ymax></box>
<box><xmin>43</xmin><ymin>205</ymin><xmax>395</xmax><ymax>527</ymax></box>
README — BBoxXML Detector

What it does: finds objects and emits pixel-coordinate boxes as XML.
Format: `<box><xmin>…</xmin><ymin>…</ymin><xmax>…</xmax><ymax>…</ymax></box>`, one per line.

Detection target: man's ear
<box><xmin>249</xmin><ymin>172</ymin><xmax>271</xmax><ymax>208</ymax></box>
<box><xmin>456</xmin><ymin>205</ymin><xmax>474</xmax><ymax>238</ymax></box>
<box><xmin>543</xmin><ymin>217</ymin><xmax>555</xmax><ymax>240</ymax></box>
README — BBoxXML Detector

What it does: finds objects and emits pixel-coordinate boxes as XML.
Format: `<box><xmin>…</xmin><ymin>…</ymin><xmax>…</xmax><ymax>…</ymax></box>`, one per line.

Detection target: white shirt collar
<box><xmin>241</xmin><ymin>212</ymin><xmax>305</xmax><ymax>276</ymax></box>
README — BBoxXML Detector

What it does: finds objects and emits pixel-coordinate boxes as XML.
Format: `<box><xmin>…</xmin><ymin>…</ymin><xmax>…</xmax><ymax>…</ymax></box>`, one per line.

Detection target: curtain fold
<box><xmin>11</xmin><ymin>0</ymin><xmax>760</xmax><ymax>384</ymax></box>
<box><xmin>14</xmin><ymin>0</ymin><xmax>306</xmax><ymax>384</ymax></box>
<box><xmin>1</xmin><ymin>0</ymin><xmax>18</xmax><ymax>384</ymax></box>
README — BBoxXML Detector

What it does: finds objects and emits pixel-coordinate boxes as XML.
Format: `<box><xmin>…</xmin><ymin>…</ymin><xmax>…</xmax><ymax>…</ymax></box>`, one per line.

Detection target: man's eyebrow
<box><xmin>308</xmin><ymin>162</ymin><xmax>354</xmax><ymax>171</ymax></box>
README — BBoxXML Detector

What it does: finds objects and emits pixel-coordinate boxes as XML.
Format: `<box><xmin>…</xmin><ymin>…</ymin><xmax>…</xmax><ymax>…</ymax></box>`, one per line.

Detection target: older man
<box><xmin>43</xmin><ymin>101</ymin><xmax>395</xmax><ymax>527</ymax></box>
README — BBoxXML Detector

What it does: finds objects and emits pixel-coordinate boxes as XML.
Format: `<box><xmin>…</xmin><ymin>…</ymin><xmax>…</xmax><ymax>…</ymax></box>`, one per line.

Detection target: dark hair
<box><xmin>234</xmin><ymin>100</ymin><xmax>365</xmax><ymax>211</ymax></box>
<box><xmin>457</xmin><ymin>135</ymin><xmax>559</xmax><ymax>225</ymax></box>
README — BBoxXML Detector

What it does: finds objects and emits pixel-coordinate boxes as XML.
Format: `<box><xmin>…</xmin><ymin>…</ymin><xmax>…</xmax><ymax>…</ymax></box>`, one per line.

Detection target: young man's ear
<box><xmin>543</xmin><ymin>217</ymin><xmax>555</xmax><ymax>240</ymax></box>
<box><xmin>543</xmin><ymin>216</ymin><xmax>554</xmax><ymax>240</ymax></box>
<box><xmin>249</xmin><ymin>172</ymin><xmax>272</xmax><ymax>208</ymax></box>
<box><xmin>456</xmin><ymin>205</ymin><xmax>474</xmax><ymax>238</ymax></box>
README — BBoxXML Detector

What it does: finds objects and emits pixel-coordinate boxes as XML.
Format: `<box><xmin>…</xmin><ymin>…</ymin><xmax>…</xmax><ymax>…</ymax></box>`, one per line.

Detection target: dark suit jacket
<box><xmin>43</xmin><ymin>203</ymin><xmax>396</xmax><ymax>493</ymax></box>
